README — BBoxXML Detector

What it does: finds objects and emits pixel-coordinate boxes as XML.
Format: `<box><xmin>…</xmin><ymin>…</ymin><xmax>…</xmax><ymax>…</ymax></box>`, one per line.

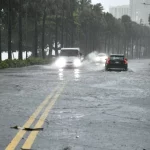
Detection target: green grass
<box><xmin>0</xmin><ymin>57</ymin><xmax>52</xmax><ymax>69</ymax></box>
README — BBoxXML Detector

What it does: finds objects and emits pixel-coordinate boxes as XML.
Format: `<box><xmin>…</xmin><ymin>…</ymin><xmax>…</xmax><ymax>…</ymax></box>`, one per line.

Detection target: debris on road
<box><xmin>21</xmin><ymin>148</ymin><xmax>34</xmax><ymax>150</ymax></box>
<box><xmin>10</xmin><ymin>126</ymin><xmax>43</xmax><ymax>131</ymax></box>
<box><xmin>63</xmin><ymin>147</ymin><xmax>71</xmax><ymax>150</ymax></box>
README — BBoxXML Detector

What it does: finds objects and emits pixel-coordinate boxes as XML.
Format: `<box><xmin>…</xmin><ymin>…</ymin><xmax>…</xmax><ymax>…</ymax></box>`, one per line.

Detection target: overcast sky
<box><xmin>92</xmin><ymin>0</ymin><xmax>129</xmax><ymax>12</ymax></box>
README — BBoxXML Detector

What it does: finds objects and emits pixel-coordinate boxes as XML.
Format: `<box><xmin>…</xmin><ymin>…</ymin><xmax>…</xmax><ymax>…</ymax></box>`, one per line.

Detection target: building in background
<box><xmin>130</xmin><ymin>0</ymin><xmax>149</xmax><ymax>25</ymax></box>
<box><xmin>109</xmin><ymin>5</ymin><xmax>130</xmax><ymax>19</ymax></box>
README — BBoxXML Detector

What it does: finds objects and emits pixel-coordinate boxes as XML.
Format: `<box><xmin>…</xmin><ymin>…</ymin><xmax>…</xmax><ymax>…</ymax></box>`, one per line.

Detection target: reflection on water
<box><xmin>95</xmin><ymin>63</ymin><xmax>105</xmax><ymax>67</ymax></box>
<box><xmin>74</xmin><ymin>69</ymin><xmax>80</xmax><ymax>81</ymax></box>
<box><xmin>58</xmin><ymin>68</ymin><xmax>81</xmax><ymax>81</ymax></box>
<box><xmin>58</xmin><ymin>69</ymin><xmax>64</xmax><ymax>81</ymax></box>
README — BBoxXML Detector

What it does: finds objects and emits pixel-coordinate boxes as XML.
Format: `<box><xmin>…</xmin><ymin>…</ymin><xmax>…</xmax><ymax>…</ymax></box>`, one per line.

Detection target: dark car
<box><xmin>105</xmin><ymin>54</ymin><xmax>128</xmax><ymax>71</ymax></box>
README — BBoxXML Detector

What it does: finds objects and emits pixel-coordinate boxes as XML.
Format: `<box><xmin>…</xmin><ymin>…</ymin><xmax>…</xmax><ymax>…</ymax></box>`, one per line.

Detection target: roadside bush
<box><xmin>0</xmin><ymin>57</ymin><xmax>52</xmax><ymax>69</ymax></box>
<box><xmin>0</xmin><ymin>61</ymin><xmax>9</xmax><ymax>69</ymax></box>
<box><xmin>26</xmin><ymin>58</ymin><xmax>49</xmax><ymax>65</ymax></box>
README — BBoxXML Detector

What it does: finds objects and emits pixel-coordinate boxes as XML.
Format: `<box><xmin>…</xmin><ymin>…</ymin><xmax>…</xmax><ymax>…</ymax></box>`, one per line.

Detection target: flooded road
<box><xmin>0</xmin><ymin>59</ymin><xmax>150</xmax><ymax>150</ymax></box>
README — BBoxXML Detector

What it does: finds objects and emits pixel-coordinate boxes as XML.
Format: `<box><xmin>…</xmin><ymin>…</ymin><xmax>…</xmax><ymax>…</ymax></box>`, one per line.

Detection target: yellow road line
<box><xmin>5</xmin><ymin>86</ymin><xmax>59</xmax><ymax>150</ymax></box>
<box><xmin>21</xmin><ymin>85</ymin><xmax>65</xmax><ymax>149</ymax></box>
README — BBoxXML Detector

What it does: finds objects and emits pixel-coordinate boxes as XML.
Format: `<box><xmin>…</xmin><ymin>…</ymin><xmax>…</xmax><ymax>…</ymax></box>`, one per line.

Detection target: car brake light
<box><xmin>106</xmin><ymin>58</ymin><xmax>110</xmax><ymax>64</ymax></box>
<box><xmin>124</xmin><ymin>59</ymin><xmax>128</xmax><ymax>64</ymax></box>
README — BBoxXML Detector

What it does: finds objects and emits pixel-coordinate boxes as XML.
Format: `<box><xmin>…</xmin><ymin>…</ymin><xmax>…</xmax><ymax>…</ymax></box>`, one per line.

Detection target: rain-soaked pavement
<box><xmin>0</xmin><ymin>59</ymin><xmax>150</xmax><ymax>150</ymax></box>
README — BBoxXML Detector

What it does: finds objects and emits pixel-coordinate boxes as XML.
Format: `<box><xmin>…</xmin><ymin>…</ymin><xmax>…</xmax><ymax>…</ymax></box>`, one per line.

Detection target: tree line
<box><xmin>0</xmin><ymin>0</ymin><xmax>150</xmax><ymax>61</ymax></box>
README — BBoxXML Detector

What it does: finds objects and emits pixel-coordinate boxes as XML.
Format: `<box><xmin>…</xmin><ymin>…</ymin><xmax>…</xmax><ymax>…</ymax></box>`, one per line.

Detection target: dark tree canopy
<box><xmin>0</xmin><ymin>0</ymin><xmax>150</xmax><ymax>60</ymax></box>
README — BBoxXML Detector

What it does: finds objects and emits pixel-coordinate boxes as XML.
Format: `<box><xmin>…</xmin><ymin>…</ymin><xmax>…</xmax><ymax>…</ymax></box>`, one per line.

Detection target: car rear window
<box><xmin>110</xmin><ymin>56</ymin><xmax>124</xmax><ymax>60</ymax></box>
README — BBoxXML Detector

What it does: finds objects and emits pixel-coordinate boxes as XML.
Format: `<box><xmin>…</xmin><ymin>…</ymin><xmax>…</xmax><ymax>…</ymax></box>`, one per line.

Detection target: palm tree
<box><xmin>61</xmin><ymin>0</ymin><xmax>65</xmax><ymax>48</ymax></box>
<box><xmin>18</xmin><ymin>0</ymin><xmax>23</xmax><ymax>60</ymax></box>
<box><xmin>55</xmin><ymin>13</ymin><xmax>58</xmax><ymax>56</ymax></box>
<box><xmin>41</xmin><ymin>0</ymin><xmax>54</xmax><ymax>58</ymax></box>
<box><xmin>25</xmin><ymin>0</ymin><xmax>29</xmax><ymax>59</ymax></box>
<box><xmin>34</xmin><ymin>3</ymin><xmax>38</xmax><ymax>57</ymax></box>
<box><xmin>0</xmin><ymin>8</ymin><xmax>2</xmax><ymax>61</ymax></box>
<box><xmin>54</xmin><ymin>0</ymin><xmax>60</xmax><ymax>56</ymax></box>
<box><xmin>8</xmin><ymin>0</ymin><xmax>12</xmax><ymax>59</ymax></box>
<box><xmin>1</xmin><ymin>0</ymin><xmax>150</xmax><ymax>61</ymax></box>
<box><xmin>29</xmin><ymin>0</ymin><xmax>40</xmax><ymax>57</ymax></box>
<box><xmin>41</xmin><ymin>6</ymin><xmax>47</xmax><ymax>59</ymax></box>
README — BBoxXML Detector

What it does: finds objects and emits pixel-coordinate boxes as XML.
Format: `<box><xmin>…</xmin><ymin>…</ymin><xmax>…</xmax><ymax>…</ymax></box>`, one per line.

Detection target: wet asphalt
<box><xmin>0</xmin><ymin>59</ymin><xmax>150</xmax><ymax>150</ymax></box>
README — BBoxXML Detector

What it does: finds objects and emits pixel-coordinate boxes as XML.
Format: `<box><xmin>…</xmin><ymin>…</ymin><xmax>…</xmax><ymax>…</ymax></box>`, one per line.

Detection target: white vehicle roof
<box><xmin>61</xmin><ymin>48</ymin><xmax>80</xmax><ymax>51</ymax></box>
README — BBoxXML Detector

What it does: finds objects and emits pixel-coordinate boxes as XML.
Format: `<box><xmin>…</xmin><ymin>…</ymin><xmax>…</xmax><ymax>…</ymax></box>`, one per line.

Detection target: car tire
<box><xmin>124</xmin><ymin>68</ymin><xmax>128</xmax><ymax>71</ymax></box>
<box><xmin>105</xmin><ymin>67</ymin><xmax>109</xmax><ymax>71</ymax></box>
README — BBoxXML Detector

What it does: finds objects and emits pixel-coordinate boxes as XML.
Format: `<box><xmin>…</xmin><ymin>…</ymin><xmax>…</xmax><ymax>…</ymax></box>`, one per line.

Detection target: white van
<box><xmin>56</xmin><ymin>48</ymin><xmax>82</xmax><ymax>68</ymax></box>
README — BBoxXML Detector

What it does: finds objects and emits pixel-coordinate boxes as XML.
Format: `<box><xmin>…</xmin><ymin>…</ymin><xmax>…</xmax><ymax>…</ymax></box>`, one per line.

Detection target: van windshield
<box><xmin>60</xmin><ymin>50</ymin><xmax>79</xmax><ymax>56</ymax></box>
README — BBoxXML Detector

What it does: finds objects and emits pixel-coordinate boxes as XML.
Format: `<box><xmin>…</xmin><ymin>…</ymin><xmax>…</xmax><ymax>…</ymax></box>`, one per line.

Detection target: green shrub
<box><xmin>0</xmin><ymin>57</ymin><xmax>51</xmax><ymax>69</ymax></box>
<box><xmin>0</xmin><ymin>61</ymin><xmax>9</xmax><ymax>69</ymax></box>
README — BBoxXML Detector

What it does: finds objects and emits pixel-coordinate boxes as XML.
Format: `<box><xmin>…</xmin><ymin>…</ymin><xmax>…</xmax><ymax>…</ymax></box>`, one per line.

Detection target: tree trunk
<box><xmin>71</xmin><ymin>0</ymin><xmax>74</xmax><ymax>47</ymax></box>
<box><xmin>25</xmin><ymin>2</ymin><xmax>28</xmax><ymax>59</ymax></box>
<box><xmin>92</xmin><ymin>32</ymin><xmax>95</xmax><ymax>52</ymax></box>
<box><xmin>61</xmin><ymin>1</ymin><xmax>65</xmax><ymax>48</ymax></box>
<box><xmin>34</xmin><ymin>9</ymin><xmax>38</xmax><ymax>57</ymax></box>
<box><xmin>139</xmin><ymin>37</ymin><xmax>142</xmax><ymax>59</ymax></box>
<box><xmin>126</xmin><ymin>40</ymin><xmax>129</xmax><ymax>58</ymax></box>
<box><xmin>136</xmin><ymin>38</ymin><xmax>139</xmax><ymax>58</ymax></box>
<box><xmin>117</xmin><ymin>36</ymin><xmax>120</xmax><ymax>54</ymax></box>
<box><xmin>104</xmin><ymin>35</ymin><xmax>107</xmax><ymax>53</ymax></box>
<box><xmin>144</xmin><ymin>37</ymin><xmax>148</xmax><ymax>58</ymax></box>
<box><xmin>55</xmin><ymin>14</ymin><xmax>58</xmax><ymax>56</ymax></box>
<box><xmin>81</xmin><ymin>0</ymin><xmax>84</xmax><ymax>10</ymax></box>
<box><xmin>124</xmin><ymin>39</ymin><xmax>127</xmax><ymax>55</ymax></box>
<box><xmin>8</xmin><ymin>0</ymin><xmax>12</xmax><ymax>60</ymax></box>
<box><xmin>0</xmin><ymin>25</ymin><xmax>1</xmax><ymax>62</ymax></box>
<box><xmin>110</xmin><ymin>37</ymin><xmax>112</xmax><ymax>53</ymax></box>
<box><xmin>71</xmin><ymin>23</ymin><xmax>74</xmax><ymax>47</ymax></box>
<box><xmin>131</xmin><ymin>38</ymin><xmax>134</xmax><ymax>59</ymax></box>
<box><xmin>107</xmin><ymin>36</ymin><xmax>110</xmax><ymax>54</ymax></box>
<box><xmin>18</xmin><ymin>0</ymin><xmax>23</xmax><ymax>60</ymax></box>
<box><xmin>148</xmin><ymin>37</ymin><xmax>150</xmax><ymax>57</ymax></box>
<box><xmin>48</xmin><ymin>27</ymin><xmax>52</xmax><ymax>57</ymax></box>
<box><xmin>85</xmin><ymin>24</ymin><xmax>88</xmax><ymax>53</ymax></box>
<box><xmin>0</xmin><ymin>8</ymin><xmax>2</xmax><ymax>61</ymax></box>
<box><xmin>42</xmin><ymin>8</ymin><xmax>46</xmax><ymax>59</ymax></box>
<box><xmin>65</xmin><ymin>18</ymin><xmax>68</xmax><ymax>47</ymax></box>
<box><xmin>87</xmin><ymin>28</ymin><xmax>90</xmax><ymax>54</ymax></box>
<box><xmin>112</xmin><ymin>36</ymin><xmax>115</xmax><ymax>54</ymax></box>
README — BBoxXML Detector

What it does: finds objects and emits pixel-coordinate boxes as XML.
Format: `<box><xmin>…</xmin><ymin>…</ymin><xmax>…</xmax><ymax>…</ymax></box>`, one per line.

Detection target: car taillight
<box><xmin>124</xmin><ymin>59</ymin><xmax>128</xmax><ymax>64</ymax></box>
<box><xmin>106</xmin><ymin>58</ymin><xmax>110</xmax><ymax>64</ymax></box>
